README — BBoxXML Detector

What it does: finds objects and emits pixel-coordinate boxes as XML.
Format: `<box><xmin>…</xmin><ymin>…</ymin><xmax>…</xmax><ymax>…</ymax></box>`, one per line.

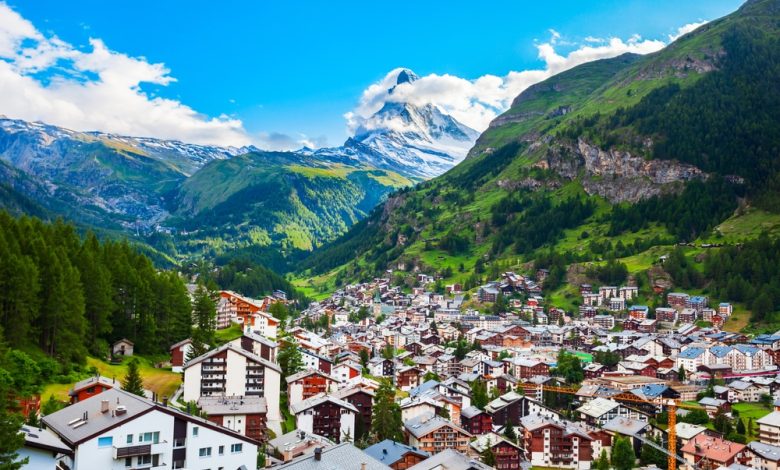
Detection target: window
<box><xmin>231</xmin><ymin>443</ymin><xmax>243</xmax><ymax>454</ymax></box>
<box><xmin>193</xmin><ymin>426</ymin><xmax>199</xmax><ymax>437</ymax></box>
<box><xmin>97</xmin><ymin>436</ymin><xmax>113</xmax><ymax>447</ymax></box>
<box><xmin>139</xmin><ymin>432</ymin><xmax>160</xmax><ymax>444</ymax></box>
<box><xmin>125</xmin><ymin>458</ymin><xmax>132</xmax><ymax>467</ymax></box>
<box><xmin>137</xmin><ymin>455</ymin><xmax>151</xmax><ymax>466</ymax></box>
<box><xmin>199</xmin><ymin>447</ymin><xmax>212</xmax><ymax>457</ymax></box>
<box><xmin>218</xmin><ymin>445</ymin><xmax>224</xmax><ymax>455</ymax></box>
<box><xmin>126</xmin><ymin>434</ymin><xmax>133</xmax><ymax>444</ymax></box>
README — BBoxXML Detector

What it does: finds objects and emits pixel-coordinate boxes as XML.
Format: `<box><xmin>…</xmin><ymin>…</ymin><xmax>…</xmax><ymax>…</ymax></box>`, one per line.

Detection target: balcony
<box><xmin>113</xmin><ymin>444</ymin><xmax>151</xmax><ymax>459</ymax></box>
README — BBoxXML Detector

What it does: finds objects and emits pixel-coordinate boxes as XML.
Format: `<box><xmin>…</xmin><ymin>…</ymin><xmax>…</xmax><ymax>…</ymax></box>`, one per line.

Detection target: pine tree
<box><xmin>192</xmin><ymin>285</ymin><xmax>216</xmax><ymax>346</ymax></box>
<box><xmin>122</xmin><ymin>359</ymin><xmax>145</xmax><ymax>397</ymax></box>
<box><xmin>371</xmin><ymin>379</ymin><xmax>403</xmax><ymax>443</ymax></box>
<box><xmin>595</xmin><ymin>449</ymin><xmax>610</xmax><ymax>470</ymax></box>
<box><xmin>678</xmin><ymin>365</ymin><xmax>686</xmax><ymax>382</ymax></box>
<box><xmin>503</xmin><ymin>422</ymin><xmax>517</xmax><ymax>443</ymax></box>
<box><xmin>277</xmin><ymin>334</ymin><xmax>304</xmax><ymax>381</ymax></box>
<box><xmin>611</xmin><ymin>436</ymin><xmax>636</xmax><ymax>470</ymax></box>
<box><xmin>737</xmin><ymin>418</ymin><xmax>746</xmax><ymax>435</ymax></box>
<box><xmin>471</xmin><ymin>379</ymin><xmax>489</xmax><ymax>409</ymax></box>
<box><xmin>481</xmin><ymin>441</ymin><xmax>497</xmax><ymax>467</ymax></box>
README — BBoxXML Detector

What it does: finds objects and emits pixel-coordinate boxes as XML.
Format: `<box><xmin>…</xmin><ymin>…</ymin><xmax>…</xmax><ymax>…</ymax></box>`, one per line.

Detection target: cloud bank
<box><xmin>347</xmin><ymin>22</ymin><xmax>707</xmax><ymax>134</ymax></box>
<box><xmin>0</xmin><ymin>2</ymin><xmax>249</xmax><ymax>146</ymax></box>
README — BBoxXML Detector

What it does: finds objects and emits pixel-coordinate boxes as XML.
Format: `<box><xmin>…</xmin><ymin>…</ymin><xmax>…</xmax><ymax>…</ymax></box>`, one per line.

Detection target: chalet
<box><xmin>679</xmin><ymin>308</ymin><xmax>697</xmax><ymax>323</ymax></box>
<box><xmin>169</xmin><ymin>338</ymin><xmax>194</xmax><ymax>372</ymax></box>
<box><xmin>470</xmin><ymin>433</ymin><xmax>522</xmax><ymax>470</ymax></box>
<box><xmin>396</xmin><ymin>366</ymin><xmax>423</xmax><ymax>391</ymax></box>
<box><xmin>577</xmin><ymin>397</ymin><xmax>647</xmax><ymax>427</ymax></box>
<box><xmin>477</xmin><ymin>285</ymin><xmax>499</xmax><ymax>303</ymax></box>
<box><xmin>182</xmin><ymin>343</ymin><xmax>283</xmax><ymax>433</ymax></box>
<box><xmin>300</xmin><ymin>348</ymin><xmax>333</xmax><ymax>374</ymax></box>
<box><xmin>332</xmin><ymin>386</ymin><xmax>375</xmax><ymax>440</ymax></box>
<box><xmin>229</xmin><ymin>330</ymin><xmax>277</xmax><ymax>362</ymax></box>
<box><xmin>218</xmin><ymin>290</ymin><xmax>280</xmax><ymax>338</ymax></box>
<box><xmin>364</xmin><ymin>440</ymin><xmax>430</xmax><ymax>470</ymax></box>
<box><xmin>699</xmin><ymin>397</ymin><xmax>731</xmax><ymax>417</ymax></box>
<box><xmin>729</xmin><ymin>380</ymin><xmax>769</xmax><ymax>403</ymax></box>
<box><xmin>759</xmin><ymin>411</ymin><xmax>780</xmax><ymax>445</ymax></box>
<box><xmin>508</xmin><ymin>358</ymin><xmax>549</xmax><ymax>379</ymax></box>
<box><xmin>404</xmin><ymin>413</ymin><xmax>472</xmax><ymax>454</ymax></box>
<box><xmin>332</xmin><ymin>361</ymin><xmax>362</xmax><ymax>382</ymax></box>
<box><xmin>748</xmin><ymin>441</ymin><xmax>780</xmax><ymax>470</ymax></box>
<box><xmin>198</xmin><ymin>395</ymin><xmax>268</xmax><ymax>442</ymax></box>
<box><xmin>291</xmin><ymin>394</ymin><xmax>357</xmax><ymax>444</ymax></box>
<box><xmin>460</xmin><ymin>406</ymin><xmax>493</xmax><ymax>435</ymax></box>
<box><xmin>520</xmin><ymin>415</ymin><xmax>593</xmax><ymax>469</ymax></box>
<box><xmin>668</xmin><ymin>292</ymin><xmax>690</xmax><ymax>309</ymax></box>
<box><xmin>655</xmin><ymin>308</ymin><xmax>677</xmax><ymax>323</ymax></box>
<box><xmin>68</xmin><ymin>375</ymin><xmax>118</xmax><ymax>404</ymax></box>
<box><xmin>112</xmin><ymin>338</ymin><xmax>134</xmax><ymax>357</ymax></box>
<box><xmin>286</xmin><ymin>369</ymin><xmax>340</xmax><ymax>408</ymax></box>
<box><xmin>18</xmin><ymin>424</ymin><xmax>71</xmax><ymax>469</ymax></box>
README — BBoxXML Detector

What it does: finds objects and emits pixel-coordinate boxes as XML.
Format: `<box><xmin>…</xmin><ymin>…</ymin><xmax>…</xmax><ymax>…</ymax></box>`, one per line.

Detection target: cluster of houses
<box><xmin>16</xmin><ymin>273</ymin><xmax>780</xmax><ymax>470</ymax></box>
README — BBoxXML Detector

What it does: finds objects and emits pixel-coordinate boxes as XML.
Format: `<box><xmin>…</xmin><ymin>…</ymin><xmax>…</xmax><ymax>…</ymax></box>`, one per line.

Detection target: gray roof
<box><xmin>749</xmin><ymin>441</ymin><xmax>780</xmax><ymax>461</ymax></box>
<box><xmin>758</xmin><ymin>411</ymin><xmax>780</xmax><ymax>427</ymax></box>
<box><xmin>602</xmin><ymin>417</ymin><xmax>648</xmax><ymax>436</ymax></box>
<box><xmin>268</xmin><ymin>430</ymin><xmax>334</xmax><ymax>455</ymax></box>
<box><xmin>461</xmin><ymin>406</ymin><xmax>484</xmax><ymax>419</ymax></box>
<box><xmin>42</xmin><ymin>387</ymin><xmax>256</xmax><ymax>447</ymax></box>
<box><xmin>69</xmin><ymin>375</ymin><xmax>117</xmax><ymax>395</ymax></box>
<box><xmin>20</xmin><ymin>425</ymin><xmax>71</xmax><ymax>454</ymax></box>
<box><xmin>407</xmin><ymin>449</ymin><xmax>492</xmax><ymax>470</ymax></box>
<box><xmin>404</xmin><ymin>412</ymin><xmax>470</xmax><ymax>439</ymax></box>
<box><xmin>275</xmin><ymin>442</ymin><xmax>392</xmax><ymax>470</ymax></box>
<box><xmin>364</xmin><ymin>439</ymin><xmax>429</xmax><ymax>466</ymax></box>
<box><xmin>290</xmin><ymin>394</ymin><xmax>358</xmax><ymax>415</ymax></box>
<box><xmin>286</xmin><ymin>368</ymin><xmax>339</xmax><ymax>384</ymax></box>
<box><xmin>197</xmin><ymin>395</ymin><xmax>267</xmax><ymax>415</ymax></box>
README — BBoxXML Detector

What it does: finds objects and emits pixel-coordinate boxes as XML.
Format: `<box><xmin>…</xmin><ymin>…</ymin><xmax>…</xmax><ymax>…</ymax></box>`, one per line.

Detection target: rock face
<box><xmin>542</xmin><ymin>138</ymin><xmax>705</xmax><ymax>202</ymax></box>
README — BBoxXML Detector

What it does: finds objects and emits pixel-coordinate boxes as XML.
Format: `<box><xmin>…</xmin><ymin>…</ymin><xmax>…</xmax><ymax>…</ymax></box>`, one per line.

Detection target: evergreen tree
<box><xmin>611</xmin><ymin>436</ymin><xmax>636</xmax><ymax>470</ymax></box>
<box><xmin>359</xmin><ymin>349</ymin><xmax>370</xmax><ymax>371</ymax></box>
<box><xmin>640</xmin><ymin>435</ymin><xmax>666</xmax><ymax>469</ymax></box>
<box><xmin>277</xmin><ymin>335</ymin><xmax>304</xmax><ymax>381</ymax></box>
<box><xmin>481</xmin><ymin>442</ymin><xmax>497</xmax><ymax>467</ymax></box>
<box><xmin>503</xmin><ymin>422</ymin><xmax>517</xmax><ymax>443</ymax></box>
<box><xmin>470</xmin><ymin>379</ymin><xmax>489</xmax><ymax>409</ymax></box>
<box><xmin>737</xmin><ymin>418</ymin><xmax>746</xmax><ymax>436</ymax></box>
<box><xmin>678</xmin><ymin>365</ymin><xmax>686</xmax><ymax>382</ymax></box>
<box><xmin>122</xmin><ymin>359</ymin><xmax>145</xmax><ymax>397</ymax></box>
<box><xmin>371</xmin><ymin>380</ymin><xmax>404</xmax><ymax>443</ymax></box>
<box><xmin>595</xmin><ymin>449</ymin><xmax>610</xmax><ymax>470</ymax></box>
<box><xmin>191</xmin><ymin>285</ymin><xmax>216</xmax><ymax>346</ymax></box>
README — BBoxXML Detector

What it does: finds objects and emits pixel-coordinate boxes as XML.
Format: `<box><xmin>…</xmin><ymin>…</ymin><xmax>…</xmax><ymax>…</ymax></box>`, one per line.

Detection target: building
<box><xmin>68</xmin><ymin>376</ymin><xmax>118</xmax><ymax>404</ymax></box>
<box><xmin>460</xmin><ymin>406</ymin><xmax>493</xmax><ymax>435</ymax></box>
<box><xmin>681</xmin><ymin>434</ymin><xmax>750</xmax><ymax>469</ymax></box>
<box><xmin>364</xmin><ymin>439</ymin><xmax>430</xmax><ymax>470</ymax></box>
<box><xmin>19</xmin><ymin>425</ymin><xmax>71</xmax><ymax>469</ymax></box>
<box><xmin>758</xmin><ymin>411</ymin><xmax>780</xmax><ymax>445</ymax></box>
<box><xmin>197</xmin><ymin>395</ymin><xmax>267</xmax><ymax>442</ymax></box>
<box><xmin>286</xmin><ymin>369</ymin><xmax>340</xmax><ymax>409</ymax></box>
<box><xmin>217</xmin><ymin>290</ymin><xmax>280</xmax><ymax>337</ymax></box>
<box><xmin>520</xmin><ymin>415</ymin><xmax>593</xmax><ymax>469</ymax></box>
<box><xmin>111</xmin><ymin>339</ymin><xmax>134</xmax><ymax>357</ymax></box>
<box><xmin>332</xmin><ymin>386</ymin><xmax>375</xmax><ymax>440</ymax></box>
<box><xmin>470</xmin><ymin>433</ymin><xmax>522</xmax><ymax>470</ymax></box>
<box><xmin>668</xmin><ymin>293</ymin><xmax>690</xmax><ymax>309</ymax></box>
<box><xmin>655</xmin><ymin>308</ymin><xmax>677</xmax><ymax>323</ymax></box>
<box><xmin>577</xmin><ymin>397</ymin><xmax>645</xmax><ymax>427</ymax></box>
<box><xmin>41</xmin><ymin>388</ymin><xmax>258</xmax><ymax>470</ymax></box>
<box><xmin>478</xmin><ymin>285</ymin><xmax>499</xmax><ymax>303</ymax></box>
<box><xmin>291</xmin><ymin>394</ymin><xmax>357</xmax><ymax>444</ymax></box>
<box><xmin>182</xmin><ymin>343</ymin><xmax>282</xmax><ymax>434</ymax></box>
<box><xmin>404</xmin><ymin>412</ymin><xmax>472</xmax><ymax>454</ymax></box>
<box><xmin>275</xmin><ymin>442</ymin><xmax>392</xmax><ymax>470</ymax></box>
<box><xmin>748</xmin><ymin>441</ymin><xmax>780</xmax><ymax>470</ymax></box>
<box><xmin>169</xmin><ymin>338</ymin><xmax>193</xmax><ymax>373</ymax></box>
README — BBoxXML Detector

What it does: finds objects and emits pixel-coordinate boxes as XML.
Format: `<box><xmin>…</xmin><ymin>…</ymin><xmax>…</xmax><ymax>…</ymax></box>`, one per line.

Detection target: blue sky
<box><xmin>1</xmin><ymin>0</ymin><xmax>744</xmax><ymax>148</ymax></box>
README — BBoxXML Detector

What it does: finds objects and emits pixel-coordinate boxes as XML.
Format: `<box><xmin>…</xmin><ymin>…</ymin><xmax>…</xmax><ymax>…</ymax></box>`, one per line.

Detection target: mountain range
<box><xmin>0</xmin><ymin>71</ymin><xmax>478</xmax><ymax>264</ymax></box>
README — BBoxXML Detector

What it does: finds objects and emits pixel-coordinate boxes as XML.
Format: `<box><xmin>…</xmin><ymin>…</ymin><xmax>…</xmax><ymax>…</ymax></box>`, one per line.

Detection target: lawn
<box><xmin>732</xmin><ymin>402</ymin><xmax>773</xmax><ymax>420</ymax></box>
<box><xmin>41</xmin><ymin>356</ymin><xmax>181</xmax><ymax>403</ymax></box>
<box><xmin>215</xmin><ymin>323</ymin><xmax>244</xmax><ymax>344</ymax></box>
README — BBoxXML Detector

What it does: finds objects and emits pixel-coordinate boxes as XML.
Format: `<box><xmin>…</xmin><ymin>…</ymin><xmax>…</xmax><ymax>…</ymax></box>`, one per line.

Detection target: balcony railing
<box><xmin>113</xmin><ymin>444</ymin><xmax>151</xmax><ymax>459</ymax></box>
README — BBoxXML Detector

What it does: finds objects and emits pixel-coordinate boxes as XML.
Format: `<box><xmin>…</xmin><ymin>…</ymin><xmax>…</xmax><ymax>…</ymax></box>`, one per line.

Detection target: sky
<box><xmin>0</xmin><ymin>0</ymin><xmax>745</xmax><ymax>149</ymax></box>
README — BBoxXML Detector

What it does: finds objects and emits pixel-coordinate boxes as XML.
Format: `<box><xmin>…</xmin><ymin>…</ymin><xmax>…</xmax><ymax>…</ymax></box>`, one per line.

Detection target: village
<box><xmin>18</xmin><ymin>265</ymin><xmax>780</xmax><ymax>470</ymax></box>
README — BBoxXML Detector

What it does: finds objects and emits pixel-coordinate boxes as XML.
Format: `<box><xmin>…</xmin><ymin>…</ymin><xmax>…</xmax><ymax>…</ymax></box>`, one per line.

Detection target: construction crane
<box><xmin>517</xmin><ymin>382</ymin><xmax>703</xmax><ymax>470</ymax></box>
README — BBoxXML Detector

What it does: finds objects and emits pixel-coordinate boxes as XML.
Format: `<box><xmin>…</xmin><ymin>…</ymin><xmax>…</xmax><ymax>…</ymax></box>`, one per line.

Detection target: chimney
<box><xmin>83</xmin><ymin>411</ymin><xmax>88</xmax><ymax>421</ymax></box>
<box><xmin>162</xmin><ymin>396</ymin><xmax>168</xmax><ymax>407</ymax></box>
<box><xmin>361</xmin><ymin>463</ymin><xmax>367</xmax><ymax>470</ymax></box>
<box><xmin>314</xmin><ymin>447</ymin><xmax>323</xmax><ymax>461</ymax></box>
<box><xmin>101</xmin><ymin>400</ymin><xmax>110</xmax><ymax>413</ymax></box>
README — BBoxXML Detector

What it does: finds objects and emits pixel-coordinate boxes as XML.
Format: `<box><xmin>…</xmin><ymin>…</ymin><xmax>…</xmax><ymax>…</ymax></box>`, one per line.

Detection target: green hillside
<box><xmin>165</xmin><ymin>151</ymin><xmax>411</xmax><ymax>269</ymax></box>
<box><xmin>296</xmin><ymin>0</ymin><xmax>780</xmax><ymax>330</ymax></box>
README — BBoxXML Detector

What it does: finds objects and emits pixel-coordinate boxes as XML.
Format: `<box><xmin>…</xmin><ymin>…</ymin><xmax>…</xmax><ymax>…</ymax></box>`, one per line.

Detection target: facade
<box><xmin>404</xmin><ymin>413</ymin><xmax>472</xmax><ymax>454</ymax></box>
<box><xmin>470</xmin><ymin>433</ymin><xmax>522</xmax><ymax>470</ymax></box>
<box><xmin>169</xmin><ymin>339</ymin><xmax>193</xmax><ymax>373</ymax></box>
<box><xmin>111</xmin><ymin>339</ymin><xmax>134</xmax><ymax>357</ymax></box>
<box><xmin>19</xmin><ymin>425</ymin><xmax>71</xmax><ymax>470</ymax></box>
<box><xmin>759</xmin><ymin>411</ymin><xmax>780</xmax><ymax>445</ymax></box>
<box><xmin>290</xmin><ymin>394</ymin><xmax>357</xmax><ymax>444</ymax></box>
<box><xmin>197</xmin><ymin>395</ymin><xmax>268</xmax><ymax>442</ymax></box>
<box><xmin>217</xmin><ymin>290</ymin><xmax>280</xmax><ymax>337</ymax></box>
<box><xmin>460</xmin><ymin>406</ymin><xmax>493</xmax><ymax>435</ymax></box>
<box><xmin>69</xmin><ymin>376</ymin><xmax>118</xmax><ymax>404</ymax></box>
<box><xmin>41</xmin><ymin>388</ymin><xmax>258</xmax><ymax>470</ymax></box>
<box><xmin>520</xmin><ymin>415</ymin><xmax>593</xmax><ymax>470</ymax></box>
<box><xmin>182</xmin><ymin>343</ymin><xmax>282</xmax><ymax>434</ymax></box>
<box><xmin>286</xmin><ymin>369</ymin><xmax>340</xmax><ymax>409</ymax></box>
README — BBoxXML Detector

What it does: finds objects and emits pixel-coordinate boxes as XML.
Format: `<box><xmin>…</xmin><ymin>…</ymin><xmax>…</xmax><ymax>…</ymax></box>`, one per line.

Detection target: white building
<box><xmin>290</xmin><ymin>394</ymin><xmax>357</xmax><ymax>444</ymax></box>
<box><xmin>183</xmin><ymin>343</ymin><xmax>282</xmax><ymax>434</ymax></box>
<box><xmin>19</xmin><ymin>424</ymin><xmax>71</xmax><ymax>469</ymax></box>
<box><xmin>41</xmin><ymin>388</ymin><xmax>258</xmax><ymax>470</ymax></box>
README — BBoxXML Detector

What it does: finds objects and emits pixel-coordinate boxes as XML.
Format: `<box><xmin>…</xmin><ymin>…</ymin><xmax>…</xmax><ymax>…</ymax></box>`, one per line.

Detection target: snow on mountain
<box><xmin>316</xmin><ymin>69</ymin><xmax>480</xmax><ymax>179</ymax></box>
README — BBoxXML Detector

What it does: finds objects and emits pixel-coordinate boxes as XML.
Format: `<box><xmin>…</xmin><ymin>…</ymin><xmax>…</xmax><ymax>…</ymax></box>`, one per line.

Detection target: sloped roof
<box><xmin>364</xmin><ymin>439</ymin><xmax>429</xmax><ymax>466</ymax></box>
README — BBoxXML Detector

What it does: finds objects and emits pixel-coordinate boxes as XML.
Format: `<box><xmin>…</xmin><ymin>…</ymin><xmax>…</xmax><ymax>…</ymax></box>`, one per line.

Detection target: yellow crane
<box><xmin>518</xmin><ymin>383</ymin><xmax>703</xmax><ymax>470</ymax></box>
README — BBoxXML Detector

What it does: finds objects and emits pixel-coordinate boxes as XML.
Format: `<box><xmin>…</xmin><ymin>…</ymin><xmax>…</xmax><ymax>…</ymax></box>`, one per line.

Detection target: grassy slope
<box><xmin>41</xmin><ymin>356</ymin><xmax>181</xmax><ymax>403</ymax></box>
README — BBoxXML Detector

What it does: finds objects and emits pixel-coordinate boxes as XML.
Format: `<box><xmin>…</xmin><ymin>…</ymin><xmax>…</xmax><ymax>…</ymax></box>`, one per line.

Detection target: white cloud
<box><xmin>0</xmin><ymin>2</ymin><xmax>250</xmax><ymax>146</ymax></box>
<box><xmin>347</xmin><ymin>24</ymin><xmax>705</xmax><ymax>134</ymax></box>
<box><xmin>669</xmin><ymin>21</ymin><xmax>708</xmax><ymax>42</ymax></box>
<box><xmin>255</xmin><ymin>131</ymin><xmax>328</xmax><ymax>151</ymax></box>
